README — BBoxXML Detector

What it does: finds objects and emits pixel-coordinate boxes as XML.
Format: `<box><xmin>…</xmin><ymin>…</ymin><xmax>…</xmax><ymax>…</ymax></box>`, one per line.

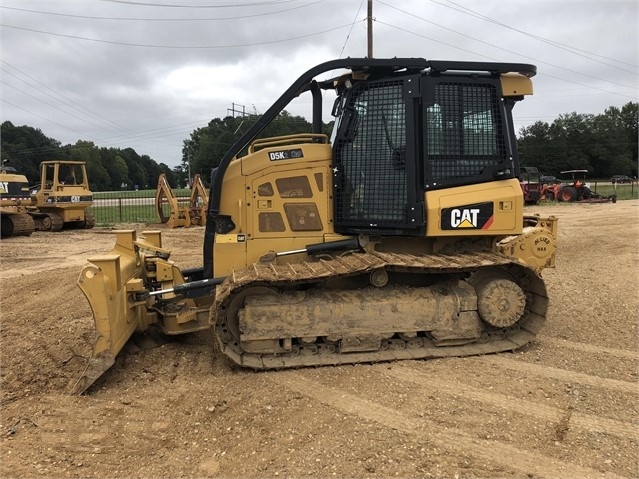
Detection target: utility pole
<box><xmin>367</xmin><ymin>0</ymin><xmax>373</xmax><ymax>58</ymax></box>
<box><xmin>187</xmin><ymin>145</ymin><xmax>192</xmax><ymax>187</ymax></box>
<box><xmin>227</xmin><ymin>103</ymin><xmax>248</xmax><ymax>118</ymax></box>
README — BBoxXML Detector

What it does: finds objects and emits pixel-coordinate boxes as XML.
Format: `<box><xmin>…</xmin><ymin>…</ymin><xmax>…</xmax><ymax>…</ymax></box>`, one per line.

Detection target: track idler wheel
<box><xmin>41</xmin><ymin>215</ymin><xmax>52</xmax><ymax>230</ymax></box>
<box><xmin>469</xmin><ymin>270</ymin><xmax>526</xmax><ymax>328</ymax></box>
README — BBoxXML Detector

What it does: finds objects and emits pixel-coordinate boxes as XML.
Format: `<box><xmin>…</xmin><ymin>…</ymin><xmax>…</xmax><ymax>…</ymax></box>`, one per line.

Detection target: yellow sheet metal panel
<box><xmin>425</xmin><ymin>178</ymin><xmax>524</xmax><ymax>237</ymax></box>
<box><xmin>501</xmin><ymin>73</ymin><xmax>533</xmax><ymax>97</ymax></box>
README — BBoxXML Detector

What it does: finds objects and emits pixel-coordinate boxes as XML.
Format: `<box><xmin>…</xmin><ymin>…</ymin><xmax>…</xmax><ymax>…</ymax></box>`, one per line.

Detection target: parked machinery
<box><xmin>74</xmin><ymin>58</ymin><xmax>558</xmax><ymax>394</ymax></box>
<box><xmin>541</xmin><ymin>169</ymin><xmax>616</xmax><ymax>203</ymax></box>
<box><xmin>0</xmin><ymin>160</ymin><xmax>36</xmax><ymax>237</ymax></box>
<box><xmin>155</xmin><ymin>173</ymin><xmax>208</xmax><ymax>227</ymax></box>
<box><xmin>519</xmin><ymin>166</ymin><xmax>542</xmax><ymax>205</ymax></box>
<box><xmin>29</xmin><ymin>161</ymin><xmax>95</xmax><ymax>230</ymax></box>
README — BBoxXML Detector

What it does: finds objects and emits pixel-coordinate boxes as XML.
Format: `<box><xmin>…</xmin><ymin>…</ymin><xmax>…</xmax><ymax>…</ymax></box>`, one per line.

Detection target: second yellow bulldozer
<box><xmin>29</xmin><ymin>160</ymin><xmax>95</xmax><ymax>231</ymax></box>
<box><xmin>74</xmin><ymin>58</ymin><xmax>558</xmax><ymax>394</ymax></box>
<box><xmin>0</xmin><ymin>160</ymin><xmax>36</xmax><ymax>237</ymax></box>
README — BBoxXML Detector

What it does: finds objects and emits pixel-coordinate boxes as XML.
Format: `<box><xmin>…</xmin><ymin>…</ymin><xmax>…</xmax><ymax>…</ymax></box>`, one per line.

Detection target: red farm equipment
<box><xmin>519</xmin><ymin>166</ymin><xmax>542</xmax><ymax>205</ymax></box>
<box><xmin>541</xmin><ymin>170</ymin><xmax>616</xmax><ymax>203</ymax></box>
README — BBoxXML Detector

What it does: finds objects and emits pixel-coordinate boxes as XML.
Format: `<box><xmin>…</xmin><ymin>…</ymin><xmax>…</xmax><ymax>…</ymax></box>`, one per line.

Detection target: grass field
<box><xmin>90</xmin><ymin>205</ymin><xmax>158</xmax><ymax>224</ymax></box>
<box><xmin>90</xmin><ymin>190</ymin><xmax>190</xmax><ymax>225</ymax></box>
<box><xmin>93</xmin><ymin>188</ymin><xmax>190</xmax><ymax>199</ymax></box>
<box><xmin>590</xmin><ymin>183</ymin><xmax>638</xmax><ymax>200</ymax></box>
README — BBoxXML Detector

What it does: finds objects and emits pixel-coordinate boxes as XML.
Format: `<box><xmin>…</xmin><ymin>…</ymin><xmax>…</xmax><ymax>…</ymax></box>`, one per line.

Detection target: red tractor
<box><xmin>519</xmin><ymin>166</ymin><xmax>542</xmax><ymax>205</ymax></box>
<box><xmin>541</xmin><ymin>169</ymin><xmax>616</xmax><ymax>203</ymax></box>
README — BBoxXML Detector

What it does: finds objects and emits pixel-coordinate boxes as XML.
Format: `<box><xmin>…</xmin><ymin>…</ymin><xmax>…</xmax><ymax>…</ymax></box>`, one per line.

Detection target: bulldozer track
<box><xmin>32</xmin><ymin>212</ymin><xmax>64</xmax><ymax>232</ymax></box>
<box><xmin>388</xmin><ymin>365</ymin><xmax>638</xmax><ymax>440</ymax></box>
<box><xmin>215</xmin><ymin>250</ymin><xmax>548</xmax><ymax>369</ymax></box>
<box><xmin>0</xmin><ymin>213</ymin><xmax>35</xmax><ymax>237</ymax></box>
<box><xmin>270</xmin><ymin>371</ymin><xmax>629</xmax><ymax>479</ymax></box>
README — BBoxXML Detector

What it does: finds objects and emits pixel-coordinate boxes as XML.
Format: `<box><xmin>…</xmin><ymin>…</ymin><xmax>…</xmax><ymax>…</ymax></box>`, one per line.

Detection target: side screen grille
<box><xmin>334</xmin><ymin>80</ymin><xmax>408</xmax><ymax>228</ymax></box>
<box><xmin>425</xmin><ymin>82</ymin><xmax>507</xmax><ymax>183</ymax></box>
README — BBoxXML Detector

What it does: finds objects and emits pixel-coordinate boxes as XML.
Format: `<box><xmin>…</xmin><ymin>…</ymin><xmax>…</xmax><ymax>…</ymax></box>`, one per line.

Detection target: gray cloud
<box><xmin>1</xmin><ymin>0</ymin><xmax>636</xmax><ymax>168</ymax></box>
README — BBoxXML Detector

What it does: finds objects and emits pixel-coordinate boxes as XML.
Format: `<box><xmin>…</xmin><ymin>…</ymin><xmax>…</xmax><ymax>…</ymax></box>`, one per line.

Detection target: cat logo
<box><xmin>441</xmin><ymin>202</ymin><xmax>494</xmax><ymax>230</ymax></box>
<box><xmin>0</xmin><ymin>181</ymin><xmax>8</xmax><ymax>194</ymax></box>
<box><xmin>450</xmin><ymin>208</ymin><xmax>480</xmax><ymax>228</ymax></box>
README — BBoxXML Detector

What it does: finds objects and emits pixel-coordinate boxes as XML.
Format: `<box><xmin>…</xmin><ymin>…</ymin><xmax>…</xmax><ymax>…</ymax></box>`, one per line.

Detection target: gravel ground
<box><xmin>1</xmin><ymin>200</ymin><xmax>637</xmax><ymax>478</ymax></box>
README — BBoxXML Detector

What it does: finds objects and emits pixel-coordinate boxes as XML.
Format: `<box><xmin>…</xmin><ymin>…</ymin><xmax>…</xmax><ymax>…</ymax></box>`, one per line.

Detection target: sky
<box><xmin>1</xmin><ymin>0</ymin><xmax>637</xmax><ymax>169</ymax></box>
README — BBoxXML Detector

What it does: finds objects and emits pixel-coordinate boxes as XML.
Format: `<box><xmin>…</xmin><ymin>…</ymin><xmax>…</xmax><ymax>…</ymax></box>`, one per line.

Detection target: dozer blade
<box><xmin>72</xmin><ymin>230</ymin><xmax>163</xmax><ymax>394</ymax></box>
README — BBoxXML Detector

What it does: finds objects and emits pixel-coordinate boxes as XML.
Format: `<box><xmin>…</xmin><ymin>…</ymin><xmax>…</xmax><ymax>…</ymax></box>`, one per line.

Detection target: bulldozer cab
<box><xmin>38</xmin><ymin>161</ymin><xmax>88</xmax><ymax>190</ymax></box>
<box><xmin>30</xmin><ymin>161</ymin><xmax>94</xmax><ymax>230</ymax></box>
<box><xmin>331</xmin><ymin>71</ymin><xmax>529</xmax><ymax>235</ymax></box>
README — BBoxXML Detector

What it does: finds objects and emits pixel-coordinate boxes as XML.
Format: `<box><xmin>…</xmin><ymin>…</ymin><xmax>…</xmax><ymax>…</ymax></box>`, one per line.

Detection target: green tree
<box><xmin>518</xmin><ymin>102</ymin><xmax>638</xmax><ymax>178</ymax></box>
<box><xmin>63</xmin><ymin>141</ymin><xmax>111</xmax><ymax>191</ymax></box>
<box><xmin>110</xmin><ymin>155</ymin><xmax>129</xmax><ymax>189</ymax></box>
<box><xmin>0</xmin><ymin>121</ymin><xmax>63</xmax><ymax>183</ymax></box>
<box><xmin>181</xmin><ymin>111</ymin><xmax>321</xmax><ymax>186</ymax></box>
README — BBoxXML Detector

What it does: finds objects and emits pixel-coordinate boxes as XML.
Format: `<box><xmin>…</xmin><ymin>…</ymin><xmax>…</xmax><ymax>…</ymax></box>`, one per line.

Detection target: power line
<box><xmin>337</xmin><ymin>0</ymin><xmax>365</xmax><ymax>59</ymax></box>
<box><xmin>0</xmin><ymin>1</ymin><xmax>324</xmax><ymax>22</ymax></box>
<box><xmin>1</xmin><ymin>98</ymin><xmax>89</xmax><ymax>136</ymax></box>
<box><xmin>97</xmin><ymin>0</ymin><xmax>305</xmax><ymax>8</ymax></box>
<box><xmin>1</xmin><ymin>60</ymin><xmax>122</xmax><ymax>132</ymax></box>
<box><xmin>376</xmin><ymin>2</ymin><xmax>636</xmax><ymax>90</ymax></box>
<box><xmin>373</xmin><ymin>20</ymin><xmax>636</xmax><ymax>101</ymax></box>
<box><xmin>0</xmin><ymin>21</ymin><xmax>354</xmax><ymax>49</ymax></box>
<box><xmin>1</xmin><ymin>80</ymin><xmax>109</xmax><ymax>133</ymax></box>
<box><xmin>431</xmin><ymin>0</ymin><xmax>637</xmax><ymax>71</ymax></box>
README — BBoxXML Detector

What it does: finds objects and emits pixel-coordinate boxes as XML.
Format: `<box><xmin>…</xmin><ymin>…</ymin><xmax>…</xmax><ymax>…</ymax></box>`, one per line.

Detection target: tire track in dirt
<box><xmin>538</xmin><ymin>337</ymin><xmax>638</xmax><ymax>360</ymax></box>
<box><xmin>270</xmin><ymin>371</ymin><xmax>628</xmax><ymax>479</ymax></box>
<box><xmin>388</xmin><ymin>365</ymin><xmax>637</xmax><ymax>440</ymax></box>
<box><xmin>477</xmin><ymin>356</ymin><xmax>638</xmax><ymax>394</ymax></box>
<box><xmin>0</xmin><ymin>256</ymin><xmax>92</xmax><ymax>280</ymax></box>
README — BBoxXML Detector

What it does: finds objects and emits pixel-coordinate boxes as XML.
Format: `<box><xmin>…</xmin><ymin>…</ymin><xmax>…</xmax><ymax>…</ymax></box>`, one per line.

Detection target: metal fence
<box><xmin>90</xmin><ymin>192</ymin><xmax>191</xmax><ymax>225</ymax></box>
<box><xmin>91</xmin><ymin>181</ymin><xmax>637</xmax><ymax>225</ymax></box>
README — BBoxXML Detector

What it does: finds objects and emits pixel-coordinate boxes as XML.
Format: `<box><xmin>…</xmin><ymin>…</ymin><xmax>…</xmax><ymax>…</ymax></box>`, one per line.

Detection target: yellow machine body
<box><xmin>29</xmin><ymin>160</ymin><xmax>94</xmax><ymax>231</ymax></box>
<box><xmin>74</xmin><ymin>58</ymin><xmax>558</xmax><ymax>394</ymax></box>
<box><xmin>0</xmin><ymin>163</ymin><xmax>36</xmax><ymax>237</ymax></box>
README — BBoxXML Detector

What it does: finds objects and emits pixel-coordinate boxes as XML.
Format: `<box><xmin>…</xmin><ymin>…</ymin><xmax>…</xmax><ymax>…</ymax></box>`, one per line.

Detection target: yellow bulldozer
<box><xmin>29</xmin><ymin>160</ymin><xmax>95</xmax><ymax>231</ymax></box>
<box><xmin>74</xmin><ymin>58</ymin><xmax>558</xmax><ymax>394</ymax></box>
<box><xmin>0</xmin><ymin>160</ymin><xmax>36</xmax><ymax>237</ymax></box>
<box><xmin>1</xmin><ymin>160</ymin><xmax>94</xmax><ymax>236</ymax></box>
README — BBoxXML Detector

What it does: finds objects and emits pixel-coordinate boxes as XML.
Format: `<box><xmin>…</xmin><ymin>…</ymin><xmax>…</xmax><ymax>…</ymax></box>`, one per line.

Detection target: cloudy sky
<box><xmin>1</xmin><ymin>0</ymin><xmax>637</xmax><ymax>169</ymax></box>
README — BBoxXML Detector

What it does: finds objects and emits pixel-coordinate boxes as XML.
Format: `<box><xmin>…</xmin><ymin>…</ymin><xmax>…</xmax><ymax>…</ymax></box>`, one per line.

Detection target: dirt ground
<box><xmin>1</xmin><ymin>200</ymin><xmax>638</xmax><ymax>479</ymax></box>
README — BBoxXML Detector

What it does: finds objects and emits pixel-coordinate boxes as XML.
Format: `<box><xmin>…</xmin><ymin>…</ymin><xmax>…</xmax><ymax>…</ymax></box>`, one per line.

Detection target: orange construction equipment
<box><xmin>540</xmin><ymin>170</ymin><xmax>616</xmax><ymax>203</ymax></box>
<box><xmin>155</xmin><ymin>173</ymin><xmax>208</xmax><ymax>227</ymax></box>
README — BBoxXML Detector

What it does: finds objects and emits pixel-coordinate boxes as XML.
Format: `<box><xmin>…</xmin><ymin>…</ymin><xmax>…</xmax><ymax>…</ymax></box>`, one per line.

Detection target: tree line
<box><xmin>178</xmin><ymin>111</ymin><xmax>333</xmax><ymax>187</ymax></box>
<box><xmin>182</xmin><ymin>103</ymin><xmax>638</xmax><ymax>183</ymax></box>
<box><xmin>1</xmin><ymin>121</ymin><xmax>177</xmax><ymax>191</ymax></box>
<box><xmin>518</xmin><ymin>102</ymin><xmax>638</xmax><ymax>178</ymax></box>
<box><xmin>2</xmin><ymin>102</ymin><xmax>636</xmax><ymax>192</ymax></box>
